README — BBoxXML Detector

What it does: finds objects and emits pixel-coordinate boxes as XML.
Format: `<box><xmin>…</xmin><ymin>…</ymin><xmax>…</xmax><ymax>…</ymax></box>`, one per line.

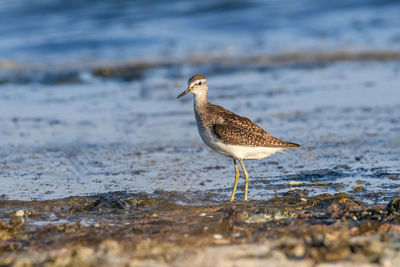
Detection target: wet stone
<box><xmin>387</xmin><ymin>198</ymin><xmax>400</xmax><ymax>215</ymax></box>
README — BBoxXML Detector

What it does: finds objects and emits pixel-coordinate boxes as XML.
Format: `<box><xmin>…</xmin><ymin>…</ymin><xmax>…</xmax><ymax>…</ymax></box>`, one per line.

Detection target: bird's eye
<box><xmin>198</xmin><ymin>81</ymin><xmax>202</xmax><ymax>85</ymax></box>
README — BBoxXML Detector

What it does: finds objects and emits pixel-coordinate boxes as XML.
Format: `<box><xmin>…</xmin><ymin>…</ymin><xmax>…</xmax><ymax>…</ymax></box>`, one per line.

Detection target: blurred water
<box><xmin>1</xmin><ymin>0</ymin><xmax>400</xmax><ymax>64</ymax></box>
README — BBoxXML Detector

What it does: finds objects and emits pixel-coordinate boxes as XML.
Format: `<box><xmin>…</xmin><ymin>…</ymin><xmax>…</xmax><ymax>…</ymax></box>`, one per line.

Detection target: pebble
<box><xmin>15</xmin><ymin>210</ymin><xmax>24</xmax><ymax>217</ymax></box>
<box><xmin>213</xmin><ymin>234</ymin><xmax>223</xmax><ymax>240</ymax></box>
<box><xmin>231</xmin><ymin>232</ymin><xmax>241</xmax><ymax>238</ymax></box>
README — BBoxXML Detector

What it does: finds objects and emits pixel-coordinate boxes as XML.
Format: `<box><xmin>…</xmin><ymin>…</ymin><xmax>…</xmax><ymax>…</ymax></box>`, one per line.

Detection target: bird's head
<box><xmin>177</xmin><ymin>74</ymin><xmax>207</xmax><ymax>98</ymax></box>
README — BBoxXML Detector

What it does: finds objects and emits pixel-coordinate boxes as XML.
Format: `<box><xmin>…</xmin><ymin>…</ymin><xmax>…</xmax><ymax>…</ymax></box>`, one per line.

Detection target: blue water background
<box><xmin>0</xmin><ymin>0</ymin><xmax>400</xmax><ymax>63</ymax></box>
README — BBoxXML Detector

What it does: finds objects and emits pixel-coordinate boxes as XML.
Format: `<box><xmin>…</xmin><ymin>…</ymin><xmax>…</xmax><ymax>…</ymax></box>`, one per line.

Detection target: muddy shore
<box><xmin>0</xmin><ymin>192</ymin><xmax>400</xmax><ymax>266</ymax></box>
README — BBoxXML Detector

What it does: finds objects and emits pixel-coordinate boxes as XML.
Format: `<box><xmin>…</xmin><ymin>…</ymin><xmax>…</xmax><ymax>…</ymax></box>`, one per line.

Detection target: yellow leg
<box><xmin>230</xmin><ymin>159</ymin><xmax>240</xmax><ymax>202</ymax></box>
<box><xmin>239</xmin><ymin>159</ymin><xmax>249</xmax><ymax>201</ymax></box>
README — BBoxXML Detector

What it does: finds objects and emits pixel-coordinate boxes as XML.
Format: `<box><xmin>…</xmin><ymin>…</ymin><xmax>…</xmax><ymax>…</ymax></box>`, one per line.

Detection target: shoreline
<box><xmin>1</xmin><ymin>192</ymin><xmax>400</xmax><ymax>266</ymax></box>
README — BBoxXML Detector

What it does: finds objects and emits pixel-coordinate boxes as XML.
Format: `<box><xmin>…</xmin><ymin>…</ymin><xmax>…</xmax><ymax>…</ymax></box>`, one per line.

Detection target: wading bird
<box><xmin>177</xmin><ymin>75</ymin><xmax>300</xmax><ymax>202</ymax></box>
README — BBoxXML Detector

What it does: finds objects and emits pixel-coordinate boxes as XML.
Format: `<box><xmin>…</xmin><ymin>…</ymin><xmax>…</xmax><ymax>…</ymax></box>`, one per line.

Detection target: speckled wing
<box><xmin>211</xmin><ymin>106</ymin><xmax>299</xmax><ymax>148</ymax></box>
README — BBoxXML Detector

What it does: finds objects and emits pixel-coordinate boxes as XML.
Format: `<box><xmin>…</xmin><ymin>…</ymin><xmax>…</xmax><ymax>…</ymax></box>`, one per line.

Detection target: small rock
<box><xmin>15</xmin><ymin>210</ymin><xmax>24</xmax><ymax>217</ymax></box>
<box><xmin>213</xmin><ymin>234</ymin><xmax>223</xmax><ymax>240</ymax></box>
<box><xmin>292</xmin><ymin>243</ymin><xmax>306</xmax><ymax>258</ymax></box>
<box><xmin>352</xmin><ymin>185</ymin><xmax>366</xmax><ymax>193</ymax></box>
<box><xmin>231</xmin><ymin>232</ymin><xmax>241</xmax><ymax>238</ymax></box>
<box><xmin>387</xmin><ymin>198</ymin><xmax>400</xmax><ymax>214</ymax></box>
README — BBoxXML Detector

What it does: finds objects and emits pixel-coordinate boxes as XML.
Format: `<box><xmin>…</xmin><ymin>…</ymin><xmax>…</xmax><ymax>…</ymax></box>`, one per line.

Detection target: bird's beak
<box><xmin>177</xmin><ymin>86</ymin><xmax>192</xmax><ymax>98</ymax></box>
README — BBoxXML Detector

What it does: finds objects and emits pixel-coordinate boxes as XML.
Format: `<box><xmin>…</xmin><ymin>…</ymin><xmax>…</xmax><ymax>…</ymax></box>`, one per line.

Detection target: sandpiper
<box><xmin>177</xmin><ymin>74</ymin><xmax>300</xmax><ymax>202</ymax></box>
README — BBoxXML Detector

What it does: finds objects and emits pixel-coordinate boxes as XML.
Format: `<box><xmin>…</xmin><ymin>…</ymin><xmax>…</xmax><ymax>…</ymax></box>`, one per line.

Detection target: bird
<box><xmin>177</xmin><ymin>74</ymin><xmax>300</xmax><ymax>202</ymax></box>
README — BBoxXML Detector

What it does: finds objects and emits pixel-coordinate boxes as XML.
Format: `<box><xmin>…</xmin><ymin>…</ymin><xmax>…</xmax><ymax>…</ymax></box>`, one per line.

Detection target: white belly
<box><xmin>197</xmin><ymin>125</ymin><xmax>283</xmax><ymax>160</ymax></box>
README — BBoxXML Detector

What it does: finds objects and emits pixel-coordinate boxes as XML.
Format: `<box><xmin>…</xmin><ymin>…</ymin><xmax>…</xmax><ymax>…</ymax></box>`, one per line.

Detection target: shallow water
<box><xmin>1</xmin><ymin>0</ymin><xmax>400</xmax><ymax>64</ymax></box>
<box><xmin>0</xmin><ymin>60</ymin><xmax>399</xmax><ymax>202</ymax></box>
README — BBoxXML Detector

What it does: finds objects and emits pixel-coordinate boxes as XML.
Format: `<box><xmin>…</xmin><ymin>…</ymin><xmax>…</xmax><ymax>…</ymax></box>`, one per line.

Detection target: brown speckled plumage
<box><xmin>197</xmin><ymin>102</ymin><xmax>300</xmax><ymax>148</ymax></box>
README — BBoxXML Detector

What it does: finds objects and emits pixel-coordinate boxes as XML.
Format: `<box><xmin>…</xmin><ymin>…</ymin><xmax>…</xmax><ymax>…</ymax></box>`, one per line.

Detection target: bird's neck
<box><xmin>194</xmin><ymin>91</ymin><xmax>208</xmax><ymax>111</ymax></box>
